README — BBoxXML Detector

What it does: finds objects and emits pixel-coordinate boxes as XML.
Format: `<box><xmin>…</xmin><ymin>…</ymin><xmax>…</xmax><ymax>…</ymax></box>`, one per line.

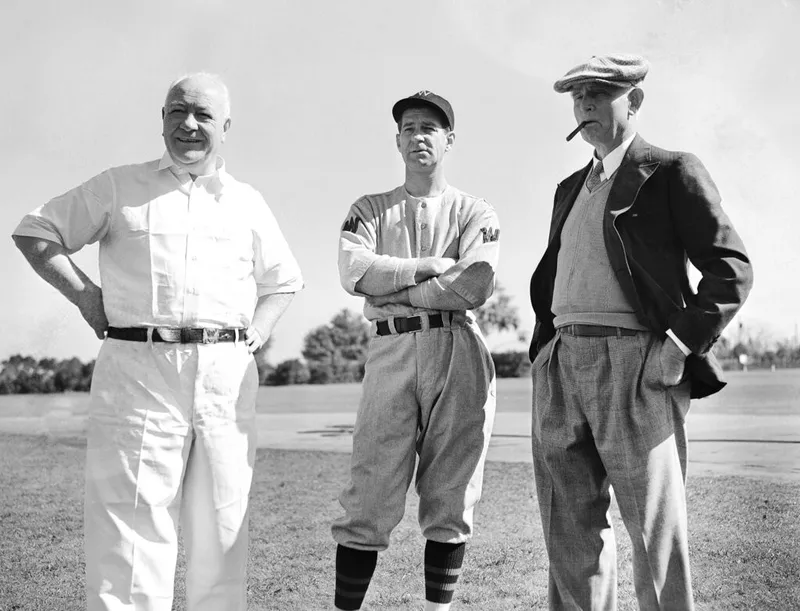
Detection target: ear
<box><xmin>628</xmin><ymin>88</ymin><xmax>644</xmax><ymax>115</ymax></box>
<box><xmin>221</xmin><ymin>117</ymin><xmax>232</xmax><ymax>142</ymax></box>
<box><xmin>161</xmin><ymin>107</ymin><xmax>166</xmax><ymax>120</ymax></box>
<box><xmin>395</xmin><ymin>132</ymin><xmax>401</xmax><ymax>152</ymax></box>
<box><xmin>445</xmin><ymin>130</ymin><xmax>455</xmax><ymax>152</ymax></box>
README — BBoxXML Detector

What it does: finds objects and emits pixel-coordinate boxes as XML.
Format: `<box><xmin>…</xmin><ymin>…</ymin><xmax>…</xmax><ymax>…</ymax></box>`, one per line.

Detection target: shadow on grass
<box><xmin>1</xmin><ymin>433</ymin><xmax>798</xmax><ymax>610</ymax></box>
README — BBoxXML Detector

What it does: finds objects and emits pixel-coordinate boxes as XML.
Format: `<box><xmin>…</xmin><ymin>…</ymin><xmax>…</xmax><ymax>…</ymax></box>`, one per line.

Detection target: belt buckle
<box><xmin>157</xmin><ymin>327</ymin><xmax>181</xmax><ymax>342</ymax></box>
<box><xmin>202</xmin><ymin>328</ymin><xmax>220</xmax><ymax>344</ymax></box>
<box><xmin>397</xmin><ymin>316</ymin><xmax>422</xmax><ymax>333</ymax></box>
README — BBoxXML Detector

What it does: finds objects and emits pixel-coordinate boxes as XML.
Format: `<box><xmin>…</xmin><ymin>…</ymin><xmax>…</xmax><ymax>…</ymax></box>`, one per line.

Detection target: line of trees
<box><xmin>1</xmin><ymin>285</ymin><xmax>525</xmax><ymax>393</ymax></box>
<box><xmin>257</xmin><ymin>309</ymin><xmax>370</xmax><ymax>386</ymax></box>
<box><xmin>709</xmin><ymin>333</ymin><xmax>800</xmax><ymax>371</ymax></box>
<box><xmin>3</xmin><ymin>287</ymin><xmax>799</xmax><ymax>393</ymax></box>
<box><xmin>0</xmin><ymin>355</ymin><xmax>94</xmax><ymax>394</ymax></box>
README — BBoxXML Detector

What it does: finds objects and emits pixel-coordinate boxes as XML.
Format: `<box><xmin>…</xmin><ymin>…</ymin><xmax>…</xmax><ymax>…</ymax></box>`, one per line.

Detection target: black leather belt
<box><xmin>107</xmin><ymin>326</ymin><xmax>245</xmax><ymax>344</ymax></box>
<box><xmin>375</xmin><ymin>313</ymin><xmax>450</xmax><ymax>336</ymax></box>
<box><xmin>559</xmin><ymin>324</ymin><xmax>640</xmax><ymax>337</ymax></box>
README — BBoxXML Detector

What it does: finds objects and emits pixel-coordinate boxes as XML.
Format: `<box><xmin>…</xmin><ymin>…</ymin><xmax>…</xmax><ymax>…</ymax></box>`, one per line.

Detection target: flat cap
<box><xmin>392</xmin><ymin>90</ymin><xmax>454</xmax><ymax>130</ymax></box>
<box><xmin>553</xmin><ymin>54</ymin><xmax>649</xmax><ymax>93</ymax></box>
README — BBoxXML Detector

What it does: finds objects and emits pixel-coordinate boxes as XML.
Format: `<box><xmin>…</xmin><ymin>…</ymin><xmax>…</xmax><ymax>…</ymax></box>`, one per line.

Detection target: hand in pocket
<box><xmin>659</xmin><ymin>336</ymin><xmax>687</xmax><ymax>387</ymax></box>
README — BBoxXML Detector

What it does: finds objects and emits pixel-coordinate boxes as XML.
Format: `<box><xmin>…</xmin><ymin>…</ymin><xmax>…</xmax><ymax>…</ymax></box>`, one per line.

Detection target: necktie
<box><xmin>586</xmin><ymin>161</ymin><xmax>604</xmax><ymax>192</ymax></box>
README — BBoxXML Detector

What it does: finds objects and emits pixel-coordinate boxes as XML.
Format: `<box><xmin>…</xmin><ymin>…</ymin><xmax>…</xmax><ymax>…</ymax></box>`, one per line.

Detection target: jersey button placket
<box><xmin>419</xmin><ymin>200</ymin><xmax>431</xmax><ymax>254</ymax></box>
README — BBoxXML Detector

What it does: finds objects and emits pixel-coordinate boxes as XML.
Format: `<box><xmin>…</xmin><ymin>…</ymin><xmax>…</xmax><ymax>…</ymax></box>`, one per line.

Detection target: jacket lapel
<box><xmin>606</xmin><ymin>134</ymin><xmax>659</xmax><ymax>216</ymax></box>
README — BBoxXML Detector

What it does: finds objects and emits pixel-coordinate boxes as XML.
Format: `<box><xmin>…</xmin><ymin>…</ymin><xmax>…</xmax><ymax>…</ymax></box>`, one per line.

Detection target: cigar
<box><xmin>566</xmin><ymin>121</ymin><xmax>590</xmax><ymax>142</ymax></box>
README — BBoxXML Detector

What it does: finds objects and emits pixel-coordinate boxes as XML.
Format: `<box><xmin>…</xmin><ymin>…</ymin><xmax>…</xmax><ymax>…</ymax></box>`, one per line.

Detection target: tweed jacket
<box><xmin>529</xmin><ymin>135</ymin><xmax>753</xmax><ymax>399</ymax></box>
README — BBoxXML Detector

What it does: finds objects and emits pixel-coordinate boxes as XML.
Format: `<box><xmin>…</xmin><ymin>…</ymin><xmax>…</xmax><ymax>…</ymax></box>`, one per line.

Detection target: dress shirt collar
<box><xmin>592</xmin><ymin>132</ymin><xmax>636</xmax><ymax>180</ymax></box>
<box><xmin>158</xmin><ymin>151</ymin><xmax>229</xmax><ymax>194</ymax></box>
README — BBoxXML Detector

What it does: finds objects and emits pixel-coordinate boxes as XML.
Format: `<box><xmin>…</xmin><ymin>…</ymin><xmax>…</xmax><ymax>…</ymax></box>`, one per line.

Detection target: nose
<box><xmin>411</xmin><ymin>128</ymin><xmax>427</xmax><ymax>140</ymax></box>
<box><xmin>181</xmin><ymin>113</ymin><xmax>198</xmax><ymax>131</ymax></box>
<box><xmin>581</xmin><ymin>97</ymin><xmax>595</xmax><ymax>113</ymax></box>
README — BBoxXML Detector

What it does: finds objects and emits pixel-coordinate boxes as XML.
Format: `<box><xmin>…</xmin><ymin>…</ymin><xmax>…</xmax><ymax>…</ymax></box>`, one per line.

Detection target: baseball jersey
<box><xmin>338</xmin><ymin>185</ymin><xmax>499</xmax><ymax>321</ymax></box>
<box><xmin>13</xmin><ymin>152</ymin><xmax>304</xmax><ymax>329</ymax></box>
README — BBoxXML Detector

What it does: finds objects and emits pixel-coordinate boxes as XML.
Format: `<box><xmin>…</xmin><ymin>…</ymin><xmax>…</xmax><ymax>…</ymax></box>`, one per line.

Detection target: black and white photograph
<box><xmin>1</xmin><ymin>1</ymin><xmax>797</xmax><ymax>609</ymax></box>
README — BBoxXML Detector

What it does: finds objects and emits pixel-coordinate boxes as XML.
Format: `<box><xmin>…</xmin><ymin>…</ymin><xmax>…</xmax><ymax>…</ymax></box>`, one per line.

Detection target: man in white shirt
<box><xmin>331</xmin><ymin>91</ymin><xmax>498</xmax><ymax>611</ymax></box>
<box><xmin>13</xmin><ymin>73</ymin><xmax>303</xmax><ymax>611</ymax></box>
<box><xmin>528</xmin><ymin>55</ymin><xmax>752</xmax><ymax>610</ymax></box>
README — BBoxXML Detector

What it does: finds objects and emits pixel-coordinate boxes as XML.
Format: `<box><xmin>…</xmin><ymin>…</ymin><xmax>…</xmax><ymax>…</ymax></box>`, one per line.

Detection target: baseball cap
<box><xmin>553</xmin><ymin>54</ymin><xmax>649</xmax><ymax>93</ymax></box>
<box><xmin>392</xmin><ymin>90</ymin><xmax>454</xmax><ymax>130</ymax></box>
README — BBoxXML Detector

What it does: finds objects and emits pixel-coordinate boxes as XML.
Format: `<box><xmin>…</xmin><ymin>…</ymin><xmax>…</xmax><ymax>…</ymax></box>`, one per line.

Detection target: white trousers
<box><xmin>84</xmin><ymin>338</ymin><xmax>259</xmax><ymax>611</ymax></box>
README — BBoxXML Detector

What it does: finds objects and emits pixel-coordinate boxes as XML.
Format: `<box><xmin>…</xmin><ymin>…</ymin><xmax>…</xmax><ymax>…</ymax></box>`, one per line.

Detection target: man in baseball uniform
<box><xmin>529</xmin><ymin>55</ymin><xmax>753</xmax><ymax>609</ymax></box>
<box><xmin>332</xmin><ymin>91</ymin><xmax>499</xmax><ymax>611</ymax></box>
<box><xmin>13</xmin><ymin>73</ymin><xmax>303</xmax><ymax>610</ymax></box>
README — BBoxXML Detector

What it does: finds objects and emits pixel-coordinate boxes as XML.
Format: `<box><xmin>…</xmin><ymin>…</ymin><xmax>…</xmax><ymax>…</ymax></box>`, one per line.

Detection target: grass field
<box><xmin>1</xmin><ymin>371</ymin><xmax>799</xmax><ymax>609</ymax></box>
<box><xmin>1</xmin><ymin>431</ymin><xmax>799</xmax><ymax>610</ymax></box>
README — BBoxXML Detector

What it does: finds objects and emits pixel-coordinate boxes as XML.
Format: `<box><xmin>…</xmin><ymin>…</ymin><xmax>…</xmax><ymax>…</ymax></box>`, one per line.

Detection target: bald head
<box><xmin>165</xmin><ymin>73</ymin><xmax>231</xmax><ymax>119</ymax></box>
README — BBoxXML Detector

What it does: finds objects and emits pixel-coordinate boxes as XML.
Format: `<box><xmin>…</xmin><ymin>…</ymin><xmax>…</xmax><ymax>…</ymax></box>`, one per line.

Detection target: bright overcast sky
<box><xmin>3</xmin><ymin>0</ymin><xmax>798</xmax><ymax>364</ymax></box>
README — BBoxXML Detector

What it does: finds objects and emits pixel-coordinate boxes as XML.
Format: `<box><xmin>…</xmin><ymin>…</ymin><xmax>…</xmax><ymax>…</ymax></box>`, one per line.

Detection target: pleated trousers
<box><xmin>531</xmin><ymin>331</ymin><xmax>694</xmax><ymax>610</ymax></box>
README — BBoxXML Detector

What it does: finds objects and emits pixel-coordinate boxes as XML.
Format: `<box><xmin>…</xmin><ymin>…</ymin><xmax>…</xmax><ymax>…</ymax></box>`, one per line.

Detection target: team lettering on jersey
<box><xmin>342</xmin><ymin>216</ymin><xmax>361</xmax><ymax>233</ymax></box>
<box><xmin>481</xmin><ymin>227</ymin><xmax>500</xmax><ymax>243</ymax></box>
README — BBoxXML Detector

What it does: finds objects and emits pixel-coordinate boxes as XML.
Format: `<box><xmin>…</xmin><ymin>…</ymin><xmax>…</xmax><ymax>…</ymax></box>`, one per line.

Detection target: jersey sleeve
<box><xmin>408</xmin><ymin>200</ymin><xmax>500</xmax><ymax>310</ymax></box>
<box><xmin>338</xmin><ymin>198</ymin><xmax>418</xmax><ymax>296</ymax></box>
<box><xmin>12</xmin><ymin>171</ymin><xmax>114</xmax><ymax>253</ymax></box>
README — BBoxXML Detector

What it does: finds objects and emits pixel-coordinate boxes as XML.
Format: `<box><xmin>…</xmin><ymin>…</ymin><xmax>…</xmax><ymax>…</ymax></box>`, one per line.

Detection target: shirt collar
<box><xmin>158</xmin><ymin>151</ymin><xmax>229</xmax><ymax>193</ymax></box>
<box><xmin>403</xmin><ymin>184</ymin><xmax>450</xmax><ymax>201</ymax></box>
<box><xmin>593</xmin><ymin>132</ymin><xmax>637</xmax><ymax>179</ymax></box>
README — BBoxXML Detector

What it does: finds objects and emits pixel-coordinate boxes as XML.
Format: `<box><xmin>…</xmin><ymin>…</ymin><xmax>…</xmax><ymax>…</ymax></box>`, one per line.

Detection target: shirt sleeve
<box><xmin>408</xmin><ymin>200</ymin><xmax>500</xmax><ymax>310</ymax></box>
<box><xmin>666</xmin><ymin>329</ymin><xmax>692</xmax><ymax>356</ymax></box>
<box><xmin>12</xmin><ymin>171</ymin><xmax>114</xmax><ymax>253</ymax></box>
<box><xmin>252</xmin><ymin>194</ymin><xmax>304</xmax><ymax>297</ymax></box>
<box><xmin>338</xmin><ymin>198</ymin><xmax>418</xmax><ymax>296</ymax></box>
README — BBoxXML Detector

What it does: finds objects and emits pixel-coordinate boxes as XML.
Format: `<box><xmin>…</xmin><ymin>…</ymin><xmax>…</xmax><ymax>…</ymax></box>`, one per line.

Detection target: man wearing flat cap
<box><xmin>528</xmin><ymin>54</ymin><xmax>752</xmax><ymax>609</ymax></box>
<box><xmin>331</xmin><ymin>90</ymin><xmax>499</xmax><ymax>611</ymax></box>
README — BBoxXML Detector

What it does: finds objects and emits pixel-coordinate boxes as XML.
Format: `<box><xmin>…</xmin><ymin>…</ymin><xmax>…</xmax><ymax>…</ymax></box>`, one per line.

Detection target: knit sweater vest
<box><xmin>551</xmin><ymin>174</ymin><xmax>648</xmax><ymax>330</ymax></box>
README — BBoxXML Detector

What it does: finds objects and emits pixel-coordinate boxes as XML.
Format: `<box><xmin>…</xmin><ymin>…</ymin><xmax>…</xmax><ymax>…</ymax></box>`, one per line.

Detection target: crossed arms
<box><xmin>338</xmin><ymin>197</ymin><xmax>500</xmax><ymax>311</ymax></box>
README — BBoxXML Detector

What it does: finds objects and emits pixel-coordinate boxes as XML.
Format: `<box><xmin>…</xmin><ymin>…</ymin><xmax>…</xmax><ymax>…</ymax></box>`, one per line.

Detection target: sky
<box><xmin>2</xmin><ymin>0</ymin><xmax>799</xmax><ymax>365</ymax></box>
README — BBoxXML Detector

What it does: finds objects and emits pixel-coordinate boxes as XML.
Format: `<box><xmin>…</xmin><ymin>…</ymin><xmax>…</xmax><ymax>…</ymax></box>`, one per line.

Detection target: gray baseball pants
<box><xmin>332</xmin><ymin>313</ymin><xmax>496</xmax><ymax>550</ymax></box>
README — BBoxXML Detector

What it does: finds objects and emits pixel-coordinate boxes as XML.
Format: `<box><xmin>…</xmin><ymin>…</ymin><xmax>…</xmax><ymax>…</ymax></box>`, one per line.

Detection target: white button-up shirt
<box><xmin>14</xmin><ymin>153</ymin><xmax>304</xmax><ymax>329</ymax></box>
